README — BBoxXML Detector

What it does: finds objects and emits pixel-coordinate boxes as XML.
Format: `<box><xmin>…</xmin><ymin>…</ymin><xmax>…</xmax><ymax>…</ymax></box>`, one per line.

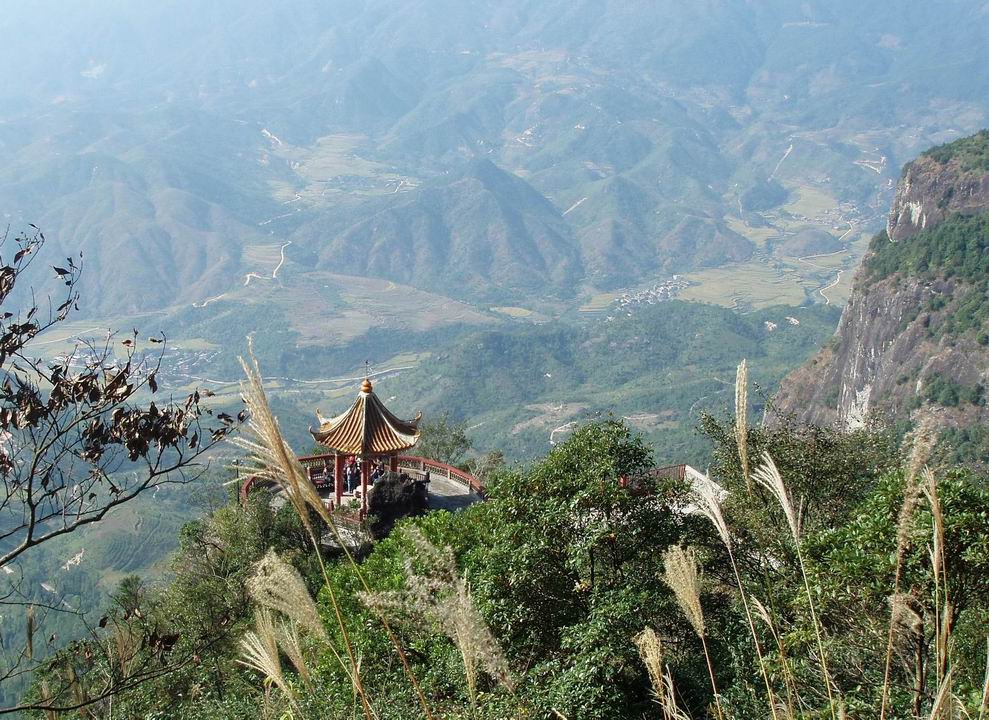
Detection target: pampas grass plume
<box><xmin>664</xmin><ymin>546</ymin><xmax>705</xmax><ymax>638</ymax></box>
<box><xmin>735</xmin><ymin>359</ymin><xmax>750</xmax><ymax>490</ymax></box>
<box><xmin>239</xmin><ymin>610</ymin><xmax>297</xmax><ymax>708</ymax></box>
<box><xmin>248</xmin><ymin>550</ymin><xmax>327</xmax><ymax>642</ymax></box>
<box><xmin>752</xmin><ymin>453</ymin><xmax>801</xmax><ymax>543</ymax></box>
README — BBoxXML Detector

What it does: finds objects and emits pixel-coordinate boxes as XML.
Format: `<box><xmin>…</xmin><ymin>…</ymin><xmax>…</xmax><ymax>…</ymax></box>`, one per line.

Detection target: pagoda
<box><xmin>309</xmin><ymin>377</ymin><xmax>422</xmax><ymax>513</ymax></box>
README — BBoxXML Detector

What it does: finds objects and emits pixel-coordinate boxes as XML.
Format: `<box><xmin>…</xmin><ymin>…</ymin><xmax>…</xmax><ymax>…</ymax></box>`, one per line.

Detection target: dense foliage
<box><xmin>25</xmin><ymin>411</ymin><xmax>989</xmax><ymax>719</ymax></box>
<box><xmin>20</xmin><ymin>492</ymin><xmax>319</xmax><ymax>718</ymax></box>
<box><xmin>922</xmin><ymin>130</ymin><xmax>989</xmax><ymax>172</ymax></box>
<box><xmin>865</xmin><ymin>213</ymin><xmax>989</xmax><ymax>283</ymax></box>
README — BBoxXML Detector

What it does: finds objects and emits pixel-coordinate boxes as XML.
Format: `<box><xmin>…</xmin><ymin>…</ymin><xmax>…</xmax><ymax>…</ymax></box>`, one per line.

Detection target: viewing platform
<box><xmin>298</xmin><ymin>453</ymin><xmax>483</xmax><ymax>513</ymax></box>
<box><xmin>240</xmin><ymin>374</ymin><xmax>483</xmax><ymax>522</ymax></box>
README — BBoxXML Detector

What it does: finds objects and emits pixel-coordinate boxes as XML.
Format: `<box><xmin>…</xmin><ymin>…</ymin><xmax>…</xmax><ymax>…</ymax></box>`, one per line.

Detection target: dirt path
<box><xmin>768</xmin><ymin>142</ymin><xmax>794</xmax><ymax>181</ymax></box>
<box><xmin>818</xmin><ymin>270</ymin><xmax>843</xmax><ymax>305</ymax></box>
<box><xmin>563</xmin><ymin>197</ymin><xmax>587</xmax><ymax>216</ymax></box>
<box><xmin>192</xmin><ymin>293</ymin><xmax>227</xmax><ymax>308</ymax></box>
<box><xmin>272</xmin><ymin>241</ymin><xmax>292</xmax><ymax>279</ymax></box>
<box><xmin>796</xmin><ymin>247</ymin><xmax>846</xmax><ymax>269</ymax></box>
<box><xmin>798</xmin><ymin>221</ymin><xmax>853</xmax><ymax>303</ymax></box>
<box><xmin>174</xmin><ymin>364</ymin><xmax>417</xmax><ymax>389</ymax></box>
<box><xmin>27</xmin><ymin>326</ymin><xmax>104</xmax><ymax>347</ymax></box>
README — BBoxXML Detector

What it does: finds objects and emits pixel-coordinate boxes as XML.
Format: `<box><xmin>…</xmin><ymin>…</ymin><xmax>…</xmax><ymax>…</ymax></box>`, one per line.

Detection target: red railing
<box><xmin>647</xmin><ymin>464</ymin><xmax>687</xmax><ymax>483</ymax></box>
<box><xmin>394</xmin><ymin>455</ymin><xmax>486</xmax><ymax>497</ymax></box>
<box><xmin>241</xmin><ymin>456</ymin><xmax>690</xmax><ymax>508</ymax></box>
<box><xmin>241</xmin><ymin>454</ymin><xmax>485</xmax><ymax>506</ymax></box>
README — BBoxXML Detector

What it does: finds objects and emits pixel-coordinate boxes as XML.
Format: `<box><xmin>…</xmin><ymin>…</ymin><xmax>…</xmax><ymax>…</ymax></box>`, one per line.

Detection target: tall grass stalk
<box><xmin>276</xmin><ymin>620</ymin><xmax>314</xmax><ymax>690</ymax></box>
<box><xmin>928</xmin><ymin>668</ymin><xmax>955</xmax><ymax>720</ymax></box>
<box><xmin>238</xmin><ymin>610</ymin><xmax>299</xmax><ymax>713</ymax></box>
<box><xmin>923</xmin><ymin>467</ymin><xmax>951</xmax><ymax>685</ymax></box>
<box><xmin>233</xmin><ymin>351</ymin><xmax>373</xmax><ymax>719</ymax></box>
<box><xmin>234</xmin><ymin>345</ymin><xmax>434</xmax><ymax>719</ymax></box>
<box><xmin>25</xmin><ymin>604</ymin><xmax>34</xmax><ymax>662</ymax></box>
<box><xmin>693</xmin><ymin>475</ymin><xmax>782</xmax><ymax>719</ymax></box>
<box><xmin>664</xmin><ymin>545</ymin><xmax>724</xmax><ymax>720</ymax></box>
<box><xmin>249</xmin><ymin>550</ymin><xmax>329</xmax><ymax>641</ymax></box>
<box><xmin>879</xmin><ymin>417</ymin><xmax>938</xmax><ymax>720</ymax></box>
<box><xmin>890</xmin><ymin>593</ymin><xmax>926</xmax><ymax>714</ymax></box>
<box><xmin>752</xmin><ymin>596</ymin><xmax>802</xmax><ymax>714</ymax></box>
<box><xmin>735</xmin><ymin>360</ymin><xmax>750</xmax><ymax>492</ymax></box>
<box><xmin>752</xmin><ymin>453</ymin><xmax>837</xmax><ymax>720</ymax></box>
<box><xmin>361</xmin><ymin>528</ymin><xmax>514</xmax><ymax>712</ymax></box>
<box><xmin>635</xmin><ymin>628</ymin><xmax>692</xmax><ymax>720</ymax></box>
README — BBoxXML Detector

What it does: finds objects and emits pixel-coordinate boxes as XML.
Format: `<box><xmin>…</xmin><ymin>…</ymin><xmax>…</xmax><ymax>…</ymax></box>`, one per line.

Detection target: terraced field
<box><xmin>266</xmin><ymin>133</ymin><xmax>417</xmax><ymax>206</ymax></box>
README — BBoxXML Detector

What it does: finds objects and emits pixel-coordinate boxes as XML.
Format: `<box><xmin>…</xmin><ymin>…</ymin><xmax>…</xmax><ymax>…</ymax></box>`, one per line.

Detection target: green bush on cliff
<box><xmin>923</xmin><ymin>129</ymin><xmax>989</xmax><ymax>172</ymax></box>
<box><xmin>26</xmin><ymin>412</ymin><xmax>989</xmax><ymax>720</ymax></box>
<box><xmin>866</xmin><ymin>212</ymin><xmax>989</xmax><ymax>283</ymax></box>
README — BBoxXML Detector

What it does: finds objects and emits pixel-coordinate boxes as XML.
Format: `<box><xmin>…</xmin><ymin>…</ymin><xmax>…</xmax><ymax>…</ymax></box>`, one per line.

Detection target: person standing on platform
<box><xmin>344</xmin><ymin>456</ymin><xmax>359</xmax><ymax>493</ymax></box>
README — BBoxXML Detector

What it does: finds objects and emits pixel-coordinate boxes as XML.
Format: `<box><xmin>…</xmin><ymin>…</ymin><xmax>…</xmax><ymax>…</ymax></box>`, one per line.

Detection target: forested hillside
<box><xmin>15</xmin><ymin>376</ymin><xmax>989</xmax><ymax>719</ymax></box>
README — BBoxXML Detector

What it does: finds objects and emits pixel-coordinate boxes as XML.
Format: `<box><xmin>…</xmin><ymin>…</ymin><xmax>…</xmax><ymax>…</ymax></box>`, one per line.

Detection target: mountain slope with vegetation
<box><xmin>21</xmin><ymin>386</ymin><xmax>989</xmax><ymax>719</ymax></box>
<box><xmin>388</xmin><ymin>299</ymin><xmax>839</xmax><ymax>463</ymax></box>
<box><xmin>293</xmin><ymin>159</ymin><xmax>584</xmax><ymax>303</ymax></box>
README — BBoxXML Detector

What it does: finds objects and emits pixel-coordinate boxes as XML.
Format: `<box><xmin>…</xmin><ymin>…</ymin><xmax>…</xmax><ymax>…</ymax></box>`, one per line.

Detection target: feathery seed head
<box><xmin>752</xmin><ymin>453</ymin><xmax>802</xmax><ymax>543</ymax></box>
<box><xmin>361</xmin><ymin>527</ymin><xmax>514</xmax><ymax>696</ymax></box>
<box><xmin>634</xmin><ymin>627</ymin><xmax>692</xmax><ymax>720</ymax></box>
<box><xmin>233</xmin><ymin>343</ymin><xmax>337</xmax><ymax>533</ymax></box>
<box><xmin>239</xmin><ymin>610</ymin><xmax>297</xmax><ymax>707</ymax></box>
<box><xmin>922</xmin><ymin>467</ymin><xmax>947</xmax><ymax>585</ymax></box>
<box><xmin>905</xmin><ymin>413</ymin><xmax>938</xmax><ymax>485</ymax></box>
<box><xmin>894</xmin><ymin>415</ymin><xmax>939</xmax><ymax>561</ymax></box>
<box><xmin>635</xmin><ymin>627</ymin><xmax>667</xmax><ymax>705</ymax></box>
<box><xmin>750</xmin><ymin>596</ymin><xmax>781</xmax><ymax>643</ymax></box>
<box><xmin>248</xmin><ymin>550</ymin><xmax>327</xmax><ymax>641</ymax></box>
<box><xmin>692</xmin><ymin>472</ymin><xmax>731</xmax><ymax>550</ymax></box>
<box><xmin>663</xmin><ymin>545</ymin><xmax>705</xmax><ymax>639</ymax></box>
<box><xmin>276</xmin><ymin>619</ymin><xmax>313</xmax><ymax>689</ymax></box>
<box><xmin>889</xmin><ymin>593</ymin><xmax>924</xmax><ymax>664</ymax></box>
<box><xmin>735</xmin><ymin>359</ymin><xmax>750</xmax><ymax>489</ymax></box>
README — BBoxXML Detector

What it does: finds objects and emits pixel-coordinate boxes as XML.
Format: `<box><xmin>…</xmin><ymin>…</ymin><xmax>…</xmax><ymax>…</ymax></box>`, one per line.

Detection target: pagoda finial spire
<box><xmin>361</xmin><ymin>359</ymin><xmax>373</xmax><ymax>393</ymax></box>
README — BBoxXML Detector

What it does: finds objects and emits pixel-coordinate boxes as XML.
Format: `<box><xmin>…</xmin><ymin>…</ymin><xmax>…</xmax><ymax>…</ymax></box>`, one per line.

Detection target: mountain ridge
<box><xmin>4</xmin><ymin>1</ymin><xmax>989</xmax><ymax>318</ymax></box>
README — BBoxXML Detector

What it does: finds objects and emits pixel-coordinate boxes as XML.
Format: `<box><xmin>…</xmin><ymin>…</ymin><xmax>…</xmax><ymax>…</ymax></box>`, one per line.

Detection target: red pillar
<box><xmin>389</xmin><ymin>455</ymin><xmax>399</xmax><ymax>473</ymax></box>
<box><xmin>334</xmin><ymin>453</ymin><xmax>344</xmax><ymax>509</ymax></box>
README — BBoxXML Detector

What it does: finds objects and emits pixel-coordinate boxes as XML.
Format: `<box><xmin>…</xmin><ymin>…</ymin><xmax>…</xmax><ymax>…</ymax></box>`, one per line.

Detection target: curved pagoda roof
<box><xmin>310</xmin><ymin>378</ymin><xmax>421</xmax><ymax>456</ymax></box>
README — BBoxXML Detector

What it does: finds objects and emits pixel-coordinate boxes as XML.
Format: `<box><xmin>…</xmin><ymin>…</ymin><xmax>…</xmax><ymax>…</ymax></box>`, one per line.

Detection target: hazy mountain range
<box><xmin>3</xmin><ymin>0</ymin><xmax>988</xmax><ymax>321</ymax></box>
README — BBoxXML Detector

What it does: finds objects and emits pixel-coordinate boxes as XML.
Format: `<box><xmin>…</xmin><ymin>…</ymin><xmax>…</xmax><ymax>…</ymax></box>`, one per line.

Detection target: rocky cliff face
<box><xmin>773</xmin><ymin>132</ymin><xmax>989</xmax><ymax>431</ymax></box>
<box><xmin>886</xmin><ymin>137</ymin><xmax>989</xmax><ymax>242</ymax></box>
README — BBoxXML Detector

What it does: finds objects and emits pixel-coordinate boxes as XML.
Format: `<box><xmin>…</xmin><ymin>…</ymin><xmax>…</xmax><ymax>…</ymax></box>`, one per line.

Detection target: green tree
<box><xmin>414</xmin><ymin>412</ymin><xmax>471</xmax><ymax>466</ymax></box>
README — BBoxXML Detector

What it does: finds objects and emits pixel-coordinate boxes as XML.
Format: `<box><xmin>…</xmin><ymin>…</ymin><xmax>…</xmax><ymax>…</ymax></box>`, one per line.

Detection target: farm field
<box><xmin>266</xmin><ymin>133</ymin><xmax>417</xmax><ymax>206</ymax></box>
<box><xmin>679</xmin><ymin>261</ymin><xmax>814</xmax><ymax>309</ymax></box>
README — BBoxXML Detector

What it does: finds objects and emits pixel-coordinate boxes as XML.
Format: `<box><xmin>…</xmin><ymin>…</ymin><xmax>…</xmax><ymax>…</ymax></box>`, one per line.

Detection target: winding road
<box><xmin>273</xmin><ymin>241</ymin><xmax>292</xmax><ymax>279</ymax></box>
<box><xmin>794</xmin><ymin>221</ymin><xmax>855</xmax><ymax>306</ymax></box>
<box><xmin>173</xmin><ymin>364</ymin><xmax>417</xmax><ymax>390</ymax></box>
<box><xmin>818</xmin><ymin>270</ymin><xmax>843</xmax><ymax>305</ymax></box>
<box><xmin>768</xmin><ymin>142</ymin><xmax>794</xmax><ymax>181</ymax></box>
